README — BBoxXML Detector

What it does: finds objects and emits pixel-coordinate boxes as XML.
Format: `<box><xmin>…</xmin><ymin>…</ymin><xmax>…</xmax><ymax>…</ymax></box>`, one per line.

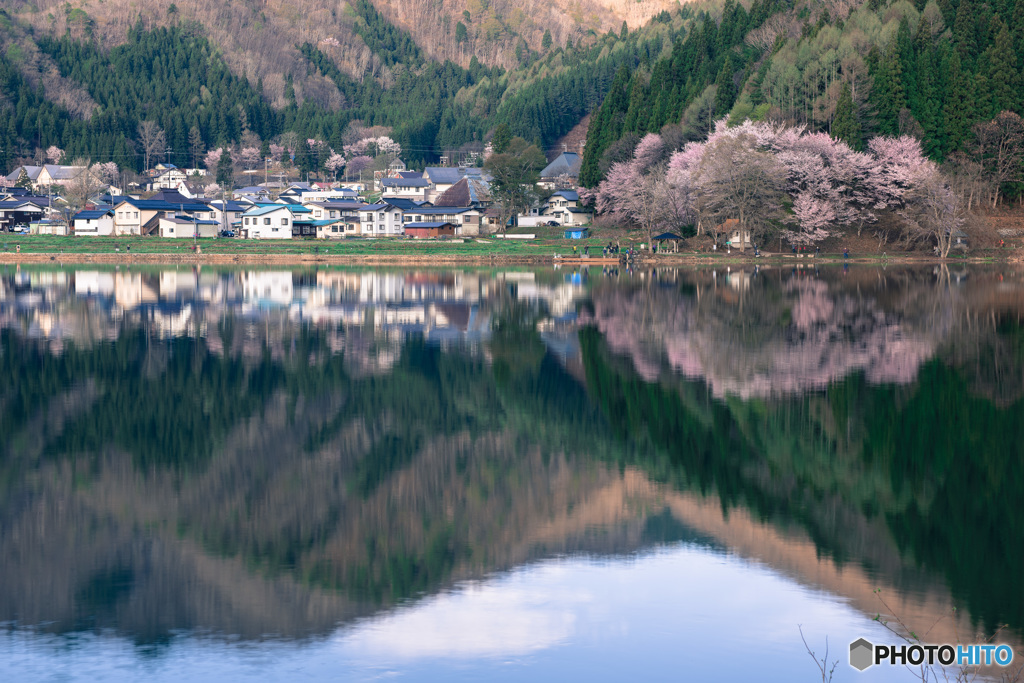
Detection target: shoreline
<box><xmin>0</xmin><ymin>252</ymin><xmax>1018</xmax><ymax>266</ymax></box>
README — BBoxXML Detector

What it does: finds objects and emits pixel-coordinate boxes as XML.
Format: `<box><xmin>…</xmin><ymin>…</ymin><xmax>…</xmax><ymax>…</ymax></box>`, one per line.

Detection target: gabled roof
<box><xmin>360</xmin><ymin>203</ymin><xmax>392</xmax><ymax>211</ymax></box>
<box><xmin>552</xmin><ymin>189</ymin><xmax>580</xmax><ymax>201</ymax></box>
<box><xmin>6</xmin><ymin>166</ymin><xmax>42</xmax><ymax>182</ymax></box>
<box><xmin>305</xmin><ymin>200</ymin><xmax>367</xmax><ymax>210</ymax></box>
<box><xmin>434</xmin><ymin>177</ymin><xmax>490</xmax><ymax>207</ymax></box>
<box><xmin>397</xmin><ymin>171</ymin><xmax>423</xmax><ymax>179</ymax></box>
<box><xmin>406</xmin><ymin>222</ymin><xmax>454</xmax><ymax>228</ymax></box>
<box><xmin>73</xmin><ymin>210</ymin><xmax>114</xmax><ymax>220</ymax></box>
<box><xmin>541</xmin><ymin>152</ymin><xmax>582</xmax><ymax>179</ymax></box>
<box><xmin>423</xmin><ymin>166</ymin><xmax>489</xmax><ymax>185</ymax></box>
<box><xmin>42</xmin><ymin>164</ymin><xmax>87</xmax><ymax>180</ymax></box>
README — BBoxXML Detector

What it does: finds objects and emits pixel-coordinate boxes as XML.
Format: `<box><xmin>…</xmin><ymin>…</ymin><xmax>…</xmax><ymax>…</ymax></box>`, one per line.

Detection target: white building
<box><xmin>240</xmin><ymin>205</ymin><xmax>294</xmax><ymax>239</ymax></box>
<box><xmin>358</xmin><ymin>203</ymin><xmax>405</xmax><ymax>236</ymax></box>
<box><xmin>72</xmin><ymin>209</ymin><xmax>115</xmax><ymax>236</ymax></box>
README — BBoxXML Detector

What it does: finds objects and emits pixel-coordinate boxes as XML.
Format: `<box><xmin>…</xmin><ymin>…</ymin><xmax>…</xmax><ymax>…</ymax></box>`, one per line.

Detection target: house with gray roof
<box><xmin>539</xmin><ymin>152</ymin><xmax>582</xmax><ymax>189</ymax></box>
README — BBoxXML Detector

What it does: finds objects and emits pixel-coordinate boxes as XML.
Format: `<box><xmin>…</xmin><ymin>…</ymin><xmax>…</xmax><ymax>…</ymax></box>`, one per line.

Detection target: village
<box><xmin>0</xmin><ymin>151</ymin><xmax>595</xmax><ymax>242</ymax></box>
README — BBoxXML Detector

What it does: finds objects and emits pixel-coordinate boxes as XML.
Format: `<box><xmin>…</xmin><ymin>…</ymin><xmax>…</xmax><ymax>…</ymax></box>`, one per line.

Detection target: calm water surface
<box><xmin>1</xmin><ymin>263</ymin><xmax>1022</xmax><ymax>682</ymax></box>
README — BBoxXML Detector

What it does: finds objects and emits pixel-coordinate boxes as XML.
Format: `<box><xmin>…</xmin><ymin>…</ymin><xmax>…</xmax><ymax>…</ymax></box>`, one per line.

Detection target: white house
<box><xmin>541</xmin><ymin>190</ymin><xmax>592</xmax><ymax>226</ymax></box>
<box><xmin>148</xmin><ymin>165</ymin><xmax>189</xmax><ymax>191</ymax></box>
<box><xmin>158</xmin><ymin>216</ymin><xmax>219</xmax><ymax>238</ymax></box>
<box><xmin>72</xmin><ymin>209</ymin><xmax>115</xmax><ymax>236</ymax></box>
<box><xmin>380</xmin><ymin>176</ymin><xmax>429</xmax><ymax>200</ymax></box>
<box><xmin>240</xmin><ymin>205</ymin><xmax>295</xmax><ymax>239</ymax></box>
<box><xmin>358</xmin><ymin>203</ymin><xmax>405</xmax><ymax>236</ymax></box>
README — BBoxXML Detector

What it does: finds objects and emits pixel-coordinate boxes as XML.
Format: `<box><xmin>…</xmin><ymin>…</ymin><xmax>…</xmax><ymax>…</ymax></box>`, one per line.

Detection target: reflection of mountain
<box><xmin>2</xmin><ymin>264</ymin><xmax>1023</xmax><ymax>656</ymax></box>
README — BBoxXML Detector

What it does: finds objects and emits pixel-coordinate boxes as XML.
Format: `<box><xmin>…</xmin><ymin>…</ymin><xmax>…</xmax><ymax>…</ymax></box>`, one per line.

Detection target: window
<box><xmin>133</xmin><ymin>212</ymin><xmax>139</xmax><ymax>219</ymax></box>
<box><xmin>282</xmin><ymin>218</ymin><xmax>289</xmax><ymax>226</ymax></box>
<box><xmin>463</xmin><ymin>215</ymin><xmax>469</xmax><ymax>224</ymax></box>
<box><xmin>264</xmin><ymin>218</ymin><xmax>271</xmax><ymax>225</ymax></box>
<box><xmin>378</xmin><ymin>212</ymin><xmax>384</xmax><ymax>219</ymax></box>
<box><xmin>330</xmin><ymin>211</ymin><xmax>337</xmax><ymax>218</ymax></box>
<box><xmin>332</xmin><ymin>226</ymin><xmax>339</xmax><ymax>233</ymax></box>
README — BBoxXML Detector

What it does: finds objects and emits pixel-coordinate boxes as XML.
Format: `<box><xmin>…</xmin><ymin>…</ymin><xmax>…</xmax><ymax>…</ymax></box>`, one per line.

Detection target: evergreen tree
<box><xmin>832</xmin><ymin>82</ymin><xmax>863</xmax><ymax>149</ymax></box>
<box><xmin>714</xmin><ymin>57</ymin><xmax>736</xmax><ymax>117</ymax></box>
<box><xmin>871</xmin><ymin>44</ymin><xmax>907</xmax><ymax>136</ymax></box>
<box><xmin>541</xmin><ymin>29</ymin><xmax>552</xmax><ymax>50</ymax></box>
<box><xmin>216</xmin><ymin>148</ymin><xmax>234</xmax><ymax>187</ymax></box>
<box><xmin>984</xmin><ymin>21</ymin><xmax>1021</xmax><ymax>117</ymax></box>
<box><xmin>941</xmin><ymin>49</ymin><xmax>975</xmax><ymax>154</ymax></box>
<box><xmin>491</xmin><ymin>123</ymin><xmax>512</xmax><ymax>153</ymax></box>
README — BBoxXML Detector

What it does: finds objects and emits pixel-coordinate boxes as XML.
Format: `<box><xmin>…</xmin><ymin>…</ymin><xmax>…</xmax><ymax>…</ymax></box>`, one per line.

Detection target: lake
<box><xmin>1</xmin><ymin>263</ymin><xmax>1022</xmax><ymax>682</ymax></box>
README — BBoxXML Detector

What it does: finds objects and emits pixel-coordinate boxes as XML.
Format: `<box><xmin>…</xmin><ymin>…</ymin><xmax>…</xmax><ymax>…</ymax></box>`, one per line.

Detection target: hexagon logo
<box><xmin>850</xmin><ymin>638</ymin><xmax>875</xmax><ymax>671</ymax></box>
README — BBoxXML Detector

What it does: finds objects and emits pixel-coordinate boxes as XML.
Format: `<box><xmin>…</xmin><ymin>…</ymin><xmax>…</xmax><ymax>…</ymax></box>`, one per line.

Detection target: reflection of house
<box><xmin>74</xmin><ymin>271</ymin><xmax>115</xmax><ymax>297</ymax></box>
<box><xmin>241</xmin><ymin>271</ymin><xmax>294</xmax><ymax>306</ymax></box>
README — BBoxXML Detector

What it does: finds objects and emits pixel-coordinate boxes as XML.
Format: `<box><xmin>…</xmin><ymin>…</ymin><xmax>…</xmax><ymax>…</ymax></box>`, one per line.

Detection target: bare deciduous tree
<box><xmin>138</xmin><ymin>121</ymin><xmax>167</xmax><ymax>173</ymax></box>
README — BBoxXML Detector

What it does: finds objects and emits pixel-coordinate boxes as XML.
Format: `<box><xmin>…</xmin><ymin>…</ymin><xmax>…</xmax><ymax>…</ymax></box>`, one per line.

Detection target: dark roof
<box><xmin>406</xmin><ymin>222</ymin><xmax>454</xmax><ymax>228</ymax></box>
<box><xmin>541</xmin><ymin>152</ymin><xmax>582</xmax><ymax>179</ymax></box>
<box><xmin>652</xmin><ymin>232</ymin><xmax>683</xmax><ymax>240</ymax></box>
<box><xmin>73</xmin><ymin>210</ymin><xmax>113</xmax><ymax>220</ymax></box>
<box><xmin>434</xmin><ymin>177</ymin><xmax>490</xmax><ymax>207</ymax></box>
<box><xmin>149</xmin><ymin>189</ymin><xmax>192</xmax><ymax>204</ymax></box>
<box><xmin>552</xmin><ymin>189</ymin><xmax>580</xmax><ymax>201</ymax></box>
<box><xmin>424</xmin><ymin>167</ymin><xmax>490</xmax><ymax>185</ymax></box>
<box><xmin>409</xmin><ymin>206</ymin><xmax>474</xmax><ymax>215</ymax></box>
<box><xmin>397</xmin><ymin>171</ymin><xmax>423</xmax><ymax>179</ymax></box>
<box><xmin>382</xmin><ymin>177</ymin><xmax>429</xmax><ymax>188</ymax></box>
<box><xmin>115</xmin><ymin>198</ymin><xmax>177</xmax><ymax>211</ymax></box>
<box><xmin>382</xmin><ymin>197</ymin><xmax>420</xmax><ymax>210</ymax></box>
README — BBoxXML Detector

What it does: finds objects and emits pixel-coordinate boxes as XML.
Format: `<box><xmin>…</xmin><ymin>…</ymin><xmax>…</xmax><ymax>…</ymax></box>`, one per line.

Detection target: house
<box><xmin>718</xmin><ymin>218</ymin><xmax>751</xmax><ymax>247</ymax></box>
<box><xmin>305</xmin><ymin>200</ymin><xmax>365</xmax><ymax>238</ymax></box>
<box><xmin>5</xmin><ymin>164</ymin><xmax>87</xmax><ymax>191</ymax></box>
<box><xmin>30</xmin><ymin>219</ymin><xmax>70</xmax><ymax>235</ymax></box>
<box><xmin>433</xmin><ymin>176</ymin><xmax>491</xmax><ymax>209</ymax></box>
<box><xmin>402</xmin><ymin>206</ymin><xmax>482</xmax><ymax>236</ymax></box>
<box><xmin>158</xmin><ymin>215</ymin><xmax>220</xmax><ymax>238</ymax></box>
<box><xmin>539</xmin><ymin>151</ymin><xmax>582</xmax><ymax>189</ymax></box>
<box><xmin>359</xmin><ymin>203</ymin><xmax>405</xmax><ymax>236</ymax></box>
<box><xmin>422</xmin><ymin>167</ymin><xmax>491</xmax><ymax>202</ymax></box>
<box><xmin>239</xmin><ymin>205</ymin><xmax>295</xmax><ymax>239</ymax></box>
<box><xmin>0</xmin><ymin>199</ymin><xmax>48</xmax><ymax>231</ymax></box>
<box><xmin>148</xmin><ymin>165</ymin><xmax>188</xmax><ymax>191</ymax></box>
<box><xmin>206</xmin><ymin>200</ymin><xmax>247</xmax><ymax>231</ymax></box>
<box><xmin>405</xmin><ymin>222</ymin><xmax>456</xmax><ymax>238</ymax></box>
<box><xmin>112</xmin><ymin>197</ymin><xmax>208</xmax><ymax>235</ymax></box>
<box><xmin>380</xmin><ymin>175</ymin><xmax>430</xmax><ymax>200</ymax></box>
<box><xmin>301</xmin><ymin>187</ymin><xmax>360</xmax><ymax>202</ymax></box>
<box><xmin>541</xmin><ymin>190</ymin><xmax>593</xmax><ymax>226</ymax></box>
<box><xmin>177</xmin><ymin>181</ymin><xmax>206</xmax><ymax>199</ymax></box>
<box><xmin>233</xmin><ymin>186</ymin><xmax>272</xmax><ymax>200</ymax></box>
<box><xmin>72</xmin><ymin>209</ymin><xmax>115</xmax><ymax>236</ymax></box>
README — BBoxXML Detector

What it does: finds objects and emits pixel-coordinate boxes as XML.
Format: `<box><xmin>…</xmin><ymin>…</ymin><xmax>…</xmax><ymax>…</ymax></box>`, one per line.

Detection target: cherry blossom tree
<box><xmin>46</xmin><ymin>146</ymin><xmax>65</xmax><ymax>164</ymax></box>
<box><xmin>325</xmin><ymin>153</ymin><xmax>346</xmax><ymax>179</ymax></box>
<box><xmin>204</xmin><ymin>148</ymin><xmax>223</xmax><ymax>170</ymax></box>
<box><xmin>346</xmin><ymin>155</ymin><xmax>373</xmax><ymax>180</ymax></box>
<box><xmin>237</xmin><ymin>147</ymin><xmax>261</xmax><ymax>170</ymax></box>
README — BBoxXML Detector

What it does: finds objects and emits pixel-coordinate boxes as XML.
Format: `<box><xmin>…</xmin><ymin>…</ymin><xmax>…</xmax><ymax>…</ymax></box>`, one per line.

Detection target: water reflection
<box><xmin>1</xmin><ymin>263</ymin><xmax>1022</xmax><ymax>679</ymax></box>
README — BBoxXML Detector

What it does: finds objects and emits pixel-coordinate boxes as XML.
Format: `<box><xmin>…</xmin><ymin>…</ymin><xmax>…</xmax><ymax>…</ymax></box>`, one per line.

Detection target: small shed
<box><xmin>563</xmin><ymin>227</ymin><xmax>589</xmax><ymax>239</ymax></box>
<box><xmin>405</xmin><ymin>221</ymin><xmax>456</xmax><ymax>238</ymax></box>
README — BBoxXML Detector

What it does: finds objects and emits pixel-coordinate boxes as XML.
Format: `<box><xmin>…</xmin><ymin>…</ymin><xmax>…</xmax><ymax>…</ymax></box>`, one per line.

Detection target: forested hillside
<box><xmin>582</xmin><ymin>0</ymin><xmax>1024</xmax><ymax>186</ymax></box>
<box><xmin>0</xmin><ymin>1</ymin><xmax>691</xmax><ymax>171</ymax></box>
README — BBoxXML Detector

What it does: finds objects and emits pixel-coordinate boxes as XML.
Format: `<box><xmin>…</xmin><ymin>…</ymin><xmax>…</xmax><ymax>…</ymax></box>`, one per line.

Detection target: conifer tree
<box><xmin>984</xmin><ymin>21</ymin><xmax>1021</xmax><ymax>117</ymax></box>
<box><xmin>941</xmin><ymin>50</ymin><xmax>975</xmax><ymax>154</ymax></box>
<box><xmin>832</xmin><ymin>82</ymin><xmax>863</xmax><ymax>149</ymax></box>
<box><xmin>714</xmin><ymin>57</ymin><xmax>736</xmax><ymax>117</ymax></box>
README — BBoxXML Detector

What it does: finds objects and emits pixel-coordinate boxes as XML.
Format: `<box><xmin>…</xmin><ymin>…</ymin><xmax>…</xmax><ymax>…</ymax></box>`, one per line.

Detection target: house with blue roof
<box><xmin>239</xmin><ymin>204</ymin><xmax>311</xmax><ymax>239</ymax></box>
<box><xmin>541</xmin><ymin>189</ymin><xmax>592</xmax><ymax>226</ymax></box>
<box><xmin>380</xmin><ymin>175</ymin><xmax>430</xmax><ymax>200</ymax></box>
<box><xmin>72</xmin><ymin>208</ymin><xmax>115</xmax><ymax>236</ymax></box>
